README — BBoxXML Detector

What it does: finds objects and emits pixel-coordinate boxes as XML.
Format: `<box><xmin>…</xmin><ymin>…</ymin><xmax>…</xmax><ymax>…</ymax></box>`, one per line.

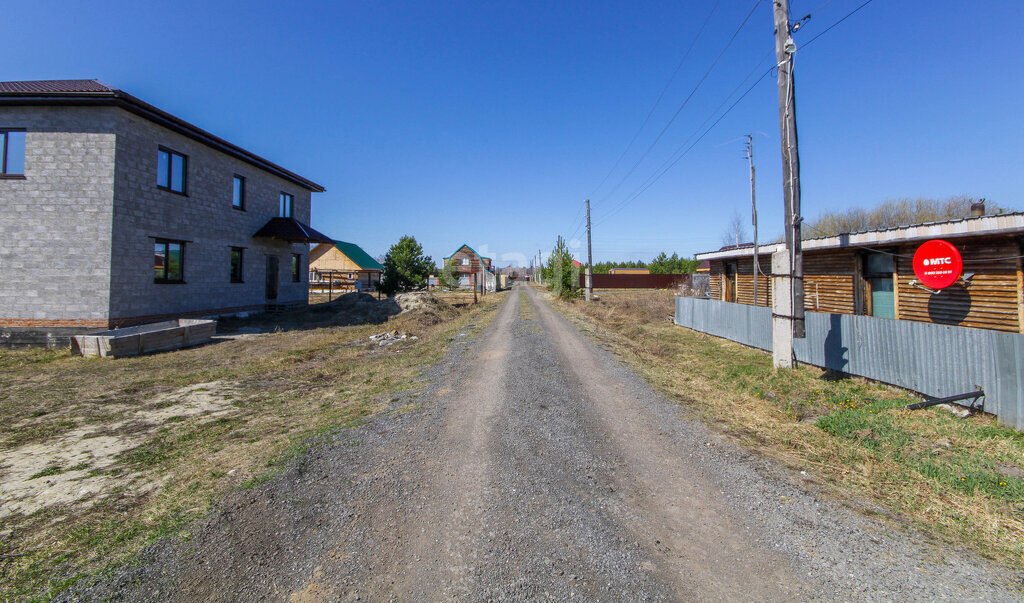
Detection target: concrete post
<box><xmin>585</xmin><ymin>266</ymin><xmax>592</xmax><ymax>302</ymax></box>
<box><xmin>772</xmin><ymin>250</ymin><xmax>795</xmax><ymax>368</ymax></box>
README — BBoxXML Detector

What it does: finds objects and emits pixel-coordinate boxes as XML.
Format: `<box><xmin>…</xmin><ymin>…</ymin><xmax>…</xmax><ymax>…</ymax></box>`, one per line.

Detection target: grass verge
<box><xmin>0</xmin><ymin>291</ymin><xmax>504</xmax><ymax>600</ymax></box>
<box><xmin>554</xmin><ymin>290</ymin><xmax>1024</xmax><ymax>569</ymax></box>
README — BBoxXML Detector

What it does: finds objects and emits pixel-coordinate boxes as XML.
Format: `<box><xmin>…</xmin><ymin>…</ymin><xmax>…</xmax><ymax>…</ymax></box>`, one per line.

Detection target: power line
<box><xmin>596</xmin><ymin>54</ymin><xmax>772</xmax><ymax>224</ymax></box>
<box><xmin>586</xmin><ymin>0</ymin><xmax>723</xmax><ymax>200</ymax></box>
<box><xmin>565</xmin><ymin>200</ymin><xmax>587</xmax><ymax>239</ymax></box>
<box><xmin>801</xmin><ymin>0</ymin><xmax>878</xmax><ymax>49</ymax></box>
<box><xmin>593</xmin><ymin>0</ymin><xmax>764</xmax><ymax>206</ymax></box>
<box><xmin>592</xmin><ymin>0</ymin><xmax>881</xmax><ymax>225</ymax></box>
<box><xmin>595</xmin><ymin>56</ymin><xmax>775</xmax><ymax>226</ymax></box>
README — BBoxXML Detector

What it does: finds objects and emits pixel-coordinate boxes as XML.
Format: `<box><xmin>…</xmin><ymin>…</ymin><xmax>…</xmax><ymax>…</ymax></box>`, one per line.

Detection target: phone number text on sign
<box><xmin>912</xmin><ymin>239</ymin><xmax>962</xmax><ymax>289</ymax></box>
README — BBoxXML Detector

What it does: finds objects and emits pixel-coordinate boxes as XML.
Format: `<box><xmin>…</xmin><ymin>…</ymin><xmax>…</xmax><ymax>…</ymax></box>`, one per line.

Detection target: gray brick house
<box><xmin>0</xmin><ymin>80</ymin><xmax>329</xmax><ymax>346</ymax></box>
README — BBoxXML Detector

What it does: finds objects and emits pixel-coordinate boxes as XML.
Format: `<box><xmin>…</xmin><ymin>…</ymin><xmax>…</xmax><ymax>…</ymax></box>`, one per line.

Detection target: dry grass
<box><xmin>557</xmin><ymin>290</ymin><xmax>1024</xmax><ymax>569</ymax></box>
<box><xmin>0</xmin><ymin>292</ymin><xmax>505</xmax><ymax>599</ymax></box>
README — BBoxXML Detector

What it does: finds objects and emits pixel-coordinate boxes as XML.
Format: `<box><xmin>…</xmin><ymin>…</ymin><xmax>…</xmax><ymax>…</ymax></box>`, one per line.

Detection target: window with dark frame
<box><xmin>230</xmin><ymin>247</ymin><xmax>245</xmax><ymax>283</ymax></box>
<box><xmin>0</xmin><ymin>129</ymin><xmax>26</xmax><ymax>177</ymax></box>
<box><xmin>154</xmin><ymin>240</ymin><xmax>185</xmax><ymax>283</ymax></box>
<box><xmin>280</xmin><ymin>192</ymin><xmax>294</xmax><ymax>217</ymax></box>
<box><xmin>157</xmin><ymin>147</ymin><xmax>187</xmax><ymax>193</ymax></box>
<box><xmin>232</xmin><ymin>175</ymin><xmax>245</xmax><ymax>210</ymax></box>
<box><xmin>292</xmin><ymin>254</ymin><xmax>301</xmax><ymax>282</ymax></box>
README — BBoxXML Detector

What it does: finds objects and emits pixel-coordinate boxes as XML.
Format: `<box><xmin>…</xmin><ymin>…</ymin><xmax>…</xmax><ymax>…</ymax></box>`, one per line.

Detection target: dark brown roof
<box><xmin>253</xmin><ymin>217</ymin><xmax>333</xmax><ymax>244</ymax></box>
<box><xmin>0</xmin><ymin>79</ymin><xmax>114</xmax><ymax>93</ymax></box>
<box><xmin>0</xmin><ymin>79</ymin><xmax>324</xmax><ymax>192</ymax></box>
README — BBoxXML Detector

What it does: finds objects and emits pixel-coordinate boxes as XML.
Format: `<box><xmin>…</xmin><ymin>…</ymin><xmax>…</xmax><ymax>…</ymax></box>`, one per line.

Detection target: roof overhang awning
<box><xmin>253</xmin><ymin>217</ymin><xmax>334</xmax><ymax>244</ymax></box>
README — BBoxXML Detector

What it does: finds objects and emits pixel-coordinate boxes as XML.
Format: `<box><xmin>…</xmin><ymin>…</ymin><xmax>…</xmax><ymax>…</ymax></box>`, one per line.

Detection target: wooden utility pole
<box><xmin>473</xmin><ymin>272</ymin><xmax>478</xmax><ymax>304</ymax></box>
<box><xmin>746</xmin><ymin>135</ymin><xmax>758</xmax><ymax>306</ymax></box>
<box><xmin>585</xmin><ymin>199</ymin><xmax>593</xmax><ymax>302</ymax></box>
<box><xmin>773</xmin><ymin>0</ymin><xmax>805</xmax><ymax>355</ymax></box>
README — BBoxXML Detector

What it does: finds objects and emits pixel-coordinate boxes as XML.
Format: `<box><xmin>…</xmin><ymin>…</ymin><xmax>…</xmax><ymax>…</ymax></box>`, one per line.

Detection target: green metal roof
<box><xmin>333</xmin><ymin>240</ymin><xmax>384</xmax><ymax>271</ymax></box>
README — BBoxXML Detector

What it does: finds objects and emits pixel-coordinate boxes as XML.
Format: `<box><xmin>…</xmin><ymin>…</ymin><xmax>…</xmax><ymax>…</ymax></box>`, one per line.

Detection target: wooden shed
<box><xmin>695</xmin><ymin>213</ymin><xmax>1024</xmax><ymax>333</ymax></box>
<box><xmin>309</xmin><ymin>240</ymin><xmax>384</xmax><ymax>291</ymax></box>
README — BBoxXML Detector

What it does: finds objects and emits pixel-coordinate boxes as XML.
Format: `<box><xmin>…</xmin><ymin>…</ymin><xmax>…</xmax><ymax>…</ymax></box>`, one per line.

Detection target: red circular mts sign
<box><xmin>912</xmin><ymin>239</ymin><xmax>962</xmax><ymax>289</ymax></box>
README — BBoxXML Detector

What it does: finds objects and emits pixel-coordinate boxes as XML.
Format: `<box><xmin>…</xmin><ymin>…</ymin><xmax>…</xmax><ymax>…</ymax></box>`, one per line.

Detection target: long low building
<box><xmin>0</xmin><ymin>79</ymin><xmax>329</xmax><ymax>346</ymax></box>
<box><xmin>695</xmin><ymin>212</ymin><xmax>1024</xmax><ymax>333</ymax></box>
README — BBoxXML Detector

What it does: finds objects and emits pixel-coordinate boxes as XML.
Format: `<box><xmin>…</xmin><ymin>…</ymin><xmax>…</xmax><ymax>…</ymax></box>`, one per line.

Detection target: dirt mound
<box><xmin>319</xmin><ymin>292</ymin><xmax>400</xmax><ymax>325</ymax></box>
<box><xmin>393</xmin><ymin>292</ymin><xmax>458</xmax><ymax>326</ymax></box>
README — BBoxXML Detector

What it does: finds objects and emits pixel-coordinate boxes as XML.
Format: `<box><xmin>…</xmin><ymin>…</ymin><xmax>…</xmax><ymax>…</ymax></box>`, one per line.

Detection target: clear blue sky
<box><xmin>4</xmin><ymin>1</ymin><xmax>1022</xmax><ymax>267</ymax></box>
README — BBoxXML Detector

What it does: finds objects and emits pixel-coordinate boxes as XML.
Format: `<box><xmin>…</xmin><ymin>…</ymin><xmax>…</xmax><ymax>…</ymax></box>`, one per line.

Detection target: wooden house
<box><xmin>309</xmin><ymin>240</ymin><xmax>383</xmax><ymax>291</ymax></box>
<box><xmin>695</xmin><ymin>213</ymin><xmax>1024</xmax><ymax>333</ymax></box>
<box><xmin>443</xmin><ymin>244</ymin><xmax>495</xmax><ymax>290</ymax></box>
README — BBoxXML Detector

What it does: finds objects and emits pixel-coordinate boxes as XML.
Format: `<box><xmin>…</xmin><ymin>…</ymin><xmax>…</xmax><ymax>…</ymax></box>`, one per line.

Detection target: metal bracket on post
<box><xmin>909</xmin><ymin>279</ymin><xmax>941</xmax><ymax>295</ymax></box>
<box><xmin>906</xmin><ymin>388</ymin><xmax>985</xmax><ymax>414</ymax></box>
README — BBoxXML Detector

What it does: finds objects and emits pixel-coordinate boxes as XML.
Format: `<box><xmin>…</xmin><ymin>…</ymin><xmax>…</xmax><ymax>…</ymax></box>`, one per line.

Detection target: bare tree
<box><xmin>803</xmin><ymin>195</ymin><xmax>1011</xmax><ymax>238</ymax></box>
<box><xmin>721</xmin><ymin>209</ymin><xmax>749</xmax><ymax>248</ymax></box>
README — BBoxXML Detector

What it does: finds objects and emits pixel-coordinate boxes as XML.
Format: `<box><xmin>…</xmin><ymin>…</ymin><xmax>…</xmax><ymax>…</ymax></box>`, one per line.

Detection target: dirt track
<box><xmin>74</xmin><ymin>284</ymin><xmax>1018</xmax><ymax>601</ymax></box>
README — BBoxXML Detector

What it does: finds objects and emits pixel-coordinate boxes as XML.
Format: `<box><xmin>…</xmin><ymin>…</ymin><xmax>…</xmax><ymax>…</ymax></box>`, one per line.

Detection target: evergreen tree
<box><xmin>546</xmin><ymin>236</ymin><xmax>581</xmax><ymax>299</ymax></box>
<box><xmin>380</xmin><ymin>235</ymin><xmax>433</xmax><ymax>295</ymax></box>
<box><xmin>439</xmin><ymin>258</ymin><xmax>460</xmax><ymax>290</ymax></box>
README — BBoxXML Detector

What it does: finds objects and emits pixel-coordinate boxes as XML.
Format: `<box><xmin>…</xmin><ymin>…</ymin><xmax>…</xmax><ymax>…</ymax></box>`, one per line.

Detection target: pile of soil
<box><xmin>393</xmin><ymin>292</ymin><xmax>459</xmax><ymax>326</ymax></box>
<box><xmin>316</xmin><ymin>292</ymin><xmax>401</xmax><ymax>326</ymax></box>
<box><xmin>220</xmin><ymin>292</ymin><xmax>458</xmax><ymax>333</ymax></box>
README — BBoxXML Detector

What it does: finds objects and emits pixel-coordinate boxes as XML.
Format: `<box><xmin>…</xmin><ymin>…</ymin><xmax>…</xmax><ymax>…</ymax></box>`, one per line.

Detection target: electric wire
<box><xmin>591</xmin><ymin>0</ymin><xmax>882</xmax><ymax>227</ymax></box>
<box><xmin>595</xmin><ymin>53</ymin><xmax>774</xmax><ymax>225</ymax></box>
<box><xmin>564</xmin><ymin>200</ymin><xmax>587</xmax><ymax>240</ymax></box>
<box><xmin>593</xmin><ymin>0</ymin><xmax>764</xmax><ymax>206</ymax></box>
<box><xmin>586</xmin><ymin>0</ymin><xmax>723</xmax><ymax>200</ymax></box>
<box><xmin>801</xmin><ymin>0</ymin><xmax>878</xmax><ymax>49</ymax></box>
<box><xmin>797</xmin><ymin>219</ymin><xmax>1024</xmax><ymax>262</ymax></box>
<box><xmin>595</xmin><ymin>59</ymin><xmax>775</xmax><ymax>227</ymax></box>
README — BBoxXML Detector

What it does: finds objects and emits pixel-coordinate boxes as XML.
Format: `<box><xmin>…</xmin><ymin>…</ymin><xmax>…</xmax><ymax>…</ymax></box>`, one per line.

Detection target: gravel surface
<box><xmin>68</xmin><ymin>285</ymin><xmax>1022</xmax><ymax>601</ymax></box>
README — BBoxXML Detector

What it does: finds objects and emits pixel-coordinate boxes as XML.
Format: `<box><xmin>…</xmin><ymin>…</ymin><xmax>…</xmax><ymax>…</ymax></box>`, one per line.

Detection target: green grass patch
<box><xmin>28</xmin><ymin>465</ymin><xmax>64</xmax><ymax>480</ymax></box>
<box><xmin>557</xmin><ymin>291</ymin><xmax>1024</xmax><ymax>568</ymax></box>
<box><xmin>0</xmin><ymin>292</ymin><xmax>505</xmax><ymax>600</ymax></box>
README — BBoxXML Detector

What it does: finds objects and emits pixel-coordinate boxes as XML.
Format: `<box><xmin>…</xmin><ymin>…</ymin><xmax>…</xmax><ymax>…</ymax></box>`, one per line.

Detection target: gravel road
<box><xmin>74</xmin><ymin>284</ymin><xmax>1021</xmax><ymax>601</ymax></box>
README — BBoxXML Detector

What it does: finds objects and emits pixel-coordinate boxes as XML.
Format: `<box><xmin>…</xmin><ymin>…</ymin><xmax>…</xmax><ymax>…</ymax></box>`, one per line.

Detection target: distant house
<box><xmin>443</xmin><ymin>244</ymin><xmax>495</xmax><ymax>291</ymax></box>
<box><xmin>695</xmin><ymin>211</ymin><xmax>1024</xmax><ymax>333</ymax></box>
<box><xmin>609</xmin><ymin>267</ymin><xmax>650</xmax><ymax>275</ymax></box>
<box><xmin>309</xmin><ymin>240</ymin><xmax>384</xmax><ymax>290</ymax></box>
<box><xmin>0</xmin><ymin>79</ymin><xmax>329</xmax><ymax>347</ymax></box>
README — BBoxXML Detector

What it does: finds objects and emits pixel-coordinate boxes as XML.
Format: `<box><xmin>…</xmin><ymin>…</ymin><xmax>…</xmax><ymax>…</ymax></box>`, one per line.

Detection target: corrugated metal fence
<box><xmin>674</xmin><ymin>297</ymin><xmax>1024</xmax><ymax>430</ymax></box>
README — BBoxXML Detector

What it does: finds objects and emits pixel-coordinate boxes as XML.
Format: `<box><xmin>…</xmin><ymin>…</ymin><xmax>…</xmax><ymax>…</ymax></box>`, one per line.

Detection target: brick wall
<box><xmin>108</xmin><ymin>110</ymin><xmax>314</xmax><ymax>321</ymax></box>
<box><xmin>0</xmin><ymin>106</ymin><xmax>117</xmax><ymax>322</ymax></box>
<box><xmin>0</xmin><ymin>103</ymin><xmax>320</xmax><ymax>332</ymax></box>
